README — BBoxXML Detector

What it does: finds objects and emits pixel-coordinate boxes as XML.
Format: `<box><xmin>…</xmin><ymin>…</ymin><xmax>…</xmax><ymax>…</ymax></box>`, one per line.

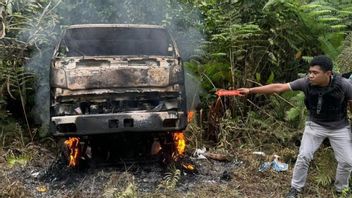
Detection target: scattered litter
<box><xmin>272</xmin><ymin>159</ymin><xmax>288</xmax><ymax>172</ymax></box>
<box><xmin>36</xmin><ymin>185</ymin><xmax>47</xmax><ymax>192</ymax></box>
<box><xmin>204</xmin><ymin>152</ymin><xmax>229</xmax><ymax>161</ymax></box>
<box><xmin>143</xmin><ymin>178</ymin><xmax>149</xmax><ymax>182</ymax></box>
<box><xmin>258</xmin><ymin>154</ymin><xmax>288</xmax><ymax>172</ymax></box>
<box><xmin>252</xmin><ymin>151</ymin><xmax>266</xmax><ymax>156</ymax></box>
<box><xmin>193</xmin><ymin>147</ymin><xmax>231</xmax><ymax>161</ymax></box>
<box><xmin>193</xmin><ymin>147</ymin><xmax>207</xmax><ymax>159</ymax></box>
<box><xmin>31</xmin><ymin>171</ymin><xmax>40</xmax><ymax>178</ymax></box>
<box><xmin>182</xmin><ymin>162</ymin><xmax>195</xmax><ymax>171</ymax></box>
<box><xmin>205</xmin><ymin>180</ymin><xmax>217</xmax><ymax>184</ymax></box>
<box><xmin>258</xmin><ymin>162</ymin><xmax>272</xmax><ymax>172</ymax></box>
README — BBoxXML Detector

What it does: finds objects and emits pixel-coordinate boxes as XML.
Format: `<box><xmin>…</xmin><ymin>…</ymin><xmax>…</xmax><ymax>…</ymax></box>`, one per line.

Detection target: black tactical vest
<box><xmin>304</xmin><ymin>75</ymin><xmax>347</xmax><ymax>122</ymax></box>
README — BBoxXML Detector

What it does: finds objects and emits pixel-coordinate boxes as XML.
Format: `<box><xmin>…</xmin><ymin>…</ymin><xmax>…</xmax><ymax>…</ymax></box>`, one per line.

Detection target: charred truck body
<box><xmin>50</xmin><ymin>24</ymin><xmax>187</xmax><ymax>162</ymax></box>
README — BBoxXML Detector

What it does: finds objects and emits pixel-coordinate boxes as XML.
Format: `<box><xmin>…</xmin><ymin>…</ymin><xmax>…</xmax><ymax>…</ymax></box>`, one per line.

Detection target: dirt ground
<box><xmin>0</xmin><ymin>143</ymin><xmax>340</xmax><ymax>198</ymax></box>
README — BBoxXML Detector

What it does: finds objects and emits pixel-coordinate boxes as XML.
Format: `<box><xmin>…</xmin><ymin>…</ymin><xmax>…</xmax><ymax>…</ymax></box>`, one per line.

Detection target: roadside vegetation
<box><xmin>1</xmin><ymin>0</ymin><xmax>352</xmax><ymax>197</ymax></box>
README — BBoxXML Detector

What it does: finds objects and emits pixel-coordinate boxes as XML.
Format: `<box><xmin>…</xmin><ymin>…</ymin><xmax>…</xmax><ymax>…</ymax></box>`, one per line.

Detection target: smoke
<box><xmin>56</xmin><ymin>0</ymin><xmax>204</xmax><ymax>59</ymax></box>
<box><xmin>26</xmin><ymin>50</ymin><xmax>52</xmax><ymax>125</ymax></box>
<box><xmin>185</xmin><ymin>70</ymin><xmax>203</xmax><ymax>111</ymax></box>
<box><xmin>23</xmin><ymin>0</ymin><xmax>204</xmax><ymax>128</ymax></box>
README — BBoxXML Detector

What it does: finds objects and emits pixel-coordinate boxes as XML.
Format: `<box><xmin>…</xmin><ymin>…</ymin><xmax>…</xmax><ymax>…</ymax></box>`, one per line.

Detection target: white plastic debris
<box><xmin>258</xmin><ymin>154</ymin><xmax>288</xmax><ymax>172</ymax></box>
<box><xmin>252</xmin><ymin>151</ymin><xmax>266</xmax><ymax>156</ymax></box>
<box><xmin>31</xmin><ymin>171</ymin><xmax>40</xmax><ymax>178</ymax></box>
<box><xmin>272</xmin><ymin>157</ymin><xmax>288</xmax><ymax>172</ymax></box>
<box><xmin>193</xmin><ymin>147</ymin><xmax>207</xmax><ymax>159</ymax></box>
<box><xmin>258</xmin><ymin>162</ymin><xmax>272</xmax><ymax>172</ymax></box>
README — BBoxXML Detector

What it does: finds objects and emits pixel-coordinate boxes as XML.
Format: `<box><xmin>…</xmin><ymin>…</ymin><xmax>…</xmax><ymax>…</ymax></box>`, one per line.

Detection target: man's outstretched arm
<box><xmin>237</xmin><ymin>83</ymin><xmax>291</xmax><ymax>96</ymax></box>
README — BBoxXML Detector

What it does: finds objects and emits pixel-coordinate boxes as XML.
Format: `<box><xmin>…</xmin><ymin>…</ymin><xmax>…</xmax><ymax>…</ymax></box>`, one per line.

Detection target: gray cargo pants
<box><xmin>291</xmin><ymin>121</ymin><xmax>352</xmax><ymax>192</ymax></box>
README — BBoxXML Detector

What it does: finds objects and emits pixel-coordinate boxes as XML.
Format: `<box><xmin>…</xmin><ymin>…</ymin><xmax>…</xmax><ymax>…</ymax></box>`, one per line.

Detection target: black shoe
<box><xmin>286</xmin><ymin>188</ymin><xmax>299</xmax><ymax>198</ymax></box>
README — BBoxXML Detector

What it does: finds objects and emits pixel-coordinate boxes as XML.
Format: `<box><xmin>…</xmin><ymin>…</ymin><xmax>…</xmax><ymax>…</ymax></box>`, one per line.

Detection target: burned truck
<box><xmin>50</xmin><ymin>24</ymin><xmax>188</xmax><ymax>165</ymax></box>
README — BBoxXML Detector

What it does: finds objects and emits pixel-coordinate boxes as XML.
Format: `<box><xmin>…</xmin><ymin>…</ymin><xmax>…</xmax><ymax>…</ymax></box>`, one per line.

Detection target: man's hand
<box><xmin>237</xmin><ymin>88</ymin><xmax>251</xmax><ymax>96</ymax></box>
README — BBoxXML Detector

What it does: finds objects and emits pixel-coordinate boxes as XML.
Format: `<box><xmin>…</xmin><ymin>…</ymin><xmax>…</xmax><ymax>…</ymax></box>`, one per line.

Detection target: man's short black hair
<box><xmin>309</xmin><ymin>55</ymin><xmax>333</xmax><ymax>72</ymax></box>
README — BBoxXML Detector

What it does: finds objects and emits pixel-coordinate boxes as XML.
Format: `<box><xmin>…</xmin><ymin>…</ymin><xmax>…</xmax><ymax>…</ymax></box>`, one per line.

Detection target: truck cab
<box><xmin>50</xmin><ymin>24</ymin><xmax>187</xmax><ymax>137</ymax></box>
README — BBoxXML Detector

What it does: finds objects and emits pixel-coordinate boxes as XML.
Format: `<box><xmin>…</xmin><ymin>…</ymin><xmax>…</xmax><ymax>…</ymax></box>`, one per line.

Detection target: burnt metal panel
<box><xmin>50</xmin><ymin>24</ymin><xmax>187</xmax><ymax>136</ymax></box>
<box><xmin>51</xmin><ymin>111</ymin><xmax>187</xmax><ymax>136</ymax></box>
<box><xmin>63</xmin><ymin>66</ymin><xmax>170</xmax><ymax>90</ymax></box>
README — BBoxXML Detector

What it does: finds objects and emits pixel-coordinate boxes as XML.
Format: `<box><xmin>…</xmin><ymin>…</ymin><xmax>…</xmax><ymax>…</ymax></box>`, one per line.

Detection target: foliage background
<box><xmin>1</xmin><ymin>0</ymin><xmax>352</xmax><ymax>192</ymax></box>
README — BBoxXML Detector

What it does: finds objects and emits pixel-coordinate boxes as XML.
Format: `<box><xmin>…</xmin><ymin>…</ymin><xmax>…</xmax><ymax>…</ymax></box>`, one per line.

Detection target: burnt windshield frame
<box><xmin>60</xmin><ymin>27</ymin><xmax>175</xmax><ymax>57</ymax></box>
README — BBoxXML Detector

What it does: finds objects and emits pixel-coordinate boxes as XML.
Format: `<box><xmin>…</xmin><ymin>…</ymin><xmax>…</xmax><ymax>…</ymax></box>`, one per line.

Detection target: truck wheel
<box><xmin>159</xmin><ymin>132</ymin><xmax>176</xmax><ymax>164</ymax></box>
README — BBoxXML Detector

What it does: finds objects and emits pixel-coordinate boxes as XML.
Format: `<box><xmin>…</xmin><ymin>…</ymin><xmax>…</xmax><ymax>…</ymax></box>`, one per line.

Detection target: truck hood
<box><xmin>51</xmin><ymin>57</ymin><xmax>180</xmax><ymax>90</ymax></box>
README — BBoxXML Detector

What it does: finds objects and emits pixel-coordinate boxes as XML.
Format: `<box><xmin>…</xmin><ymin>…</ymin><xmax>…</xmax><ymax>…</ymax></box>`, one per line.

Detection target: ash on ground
<box><xmin>0</xmin><ymin>146</ymin><xmax>242</xmax><ymax>198</ymax></box>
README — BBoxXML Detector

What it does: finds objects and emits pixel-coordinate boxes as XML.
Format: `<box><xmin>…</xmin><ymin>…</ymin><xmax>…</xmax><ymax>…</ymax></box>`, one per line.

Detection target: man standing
<box><xmin>237</xmin><ymin>55</ymin><xmax>352</xmax><ymax>198</ymax></box>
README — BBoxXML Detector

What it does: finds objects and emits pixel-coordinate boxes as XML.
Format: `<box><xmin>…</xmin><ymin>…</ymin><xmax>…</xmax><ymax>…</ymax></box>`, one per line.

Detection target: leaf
<box><xmin>285</xmin><ymin>107</ymin><xmax>300</xmax><ymax>121</ymax></box>
<box><xmin>266</xmin><ymin>71</ymin><xmax>275</xmax><ymax>84</ymax></box>
<box><xmin>6</xmin><ymin>155</ymin><xmax>30</xmax><ymax>167</ymax></box>
<box><xmin>255</xmin><ymin>73</ymin><xmax>261</xmax><ymax>82</ymax></box>
<box><xmin>6</xmin><ymin>77</ymin><xmax>16</xmax><ymax>100</ymax></box>
<box><xmin>314</xmin><ymin>148</ymin><xmax>336</xmax><ymax>187</ymax></box>
<box><xmin>268</xmin><ymin>52</ymin><xmax>278</xmax><ymax>65</ymax></box>
<box><xmin>211</xmin><ymin>52</ymin><xmax>227</xmax><ymax>57</ymax></box>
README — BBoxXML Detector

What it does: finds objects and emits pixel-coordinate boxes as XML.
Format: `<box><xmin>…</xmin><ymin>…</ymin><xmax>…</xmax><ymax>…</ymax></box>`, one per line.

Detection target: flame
<box><xmin>64</xmin><ymin>137</ymin><xmax>80</xmax><ymax>167</ymax></box>
<box><xmin>187</xmin><ymin>111</ymin><xmax>195</xmax><ymax>123</ymax></box>
<box><xmin>172</xmin><ymin>131</ymin><xmax>186</xmax><ymax>156</ymax></box>
<box><xmin>182</xmin><ymin>163</ymin><xmax>195</xmax><ymax>171</ymax></box>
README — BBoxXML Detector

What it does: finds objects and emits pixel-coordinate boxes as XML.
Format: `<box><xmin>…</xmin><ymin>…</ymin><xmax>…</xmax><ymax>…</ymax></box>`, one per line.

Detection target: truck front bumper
<box><xmin>51</xmin><ymin>111</ymin><xmax>187</xmax><ymax>136</ymax></box>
